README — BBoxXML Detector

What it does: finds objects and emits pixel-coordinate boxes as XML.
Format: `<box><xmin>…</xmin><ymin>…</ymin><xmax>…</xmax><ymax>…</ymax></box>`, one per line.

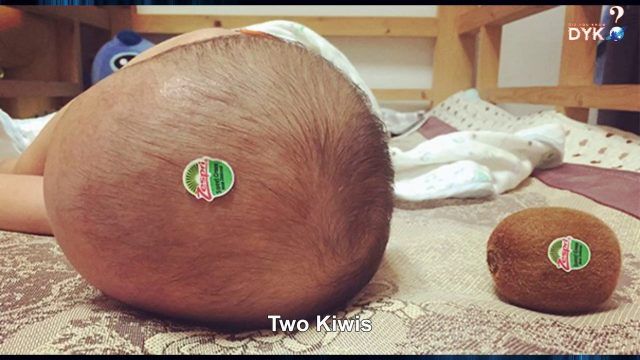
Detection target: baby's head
<box><xmin>43</xmin><ymin>32</ymin><xmax>393</xmax><ymax>329</ymax></box>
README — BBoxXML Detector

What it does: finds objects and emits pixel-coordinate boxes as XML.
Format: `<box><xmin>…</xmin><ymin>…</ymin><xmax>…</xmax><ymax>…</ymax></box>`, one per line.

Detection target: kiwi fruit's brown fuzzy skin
<box><xmin>487</xmin><ymin>207</ymin><xmax>621</xmax><ymax>314</ymax></box>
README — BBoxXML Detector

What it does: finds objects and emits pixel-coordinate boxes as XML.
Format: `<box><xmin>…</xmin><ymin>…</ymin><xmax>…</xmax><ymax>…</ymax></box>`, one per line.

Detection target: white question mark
<box><xmin>610</xmin><ymin>6</ymin><xmax>624</xmax><ymax>24</ymax></box>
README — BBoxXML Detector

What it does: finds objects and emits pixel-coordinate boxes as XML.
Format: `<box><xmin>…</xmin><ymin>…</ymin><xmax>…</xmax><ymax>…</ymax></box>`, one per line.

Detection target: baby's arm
<box><xmin>0</xmin><ymin>158</ymin><xmax>17</xmax><ymax>173</ymax></box>
<box><xmin>0</xmin><ymin>100</ymin><xmax>74</xmax><ymax>235</ymax></box>
<box><xmin>0</xmin><ymin>174</ymin><xmax>51</xmax><ymax>235</ymax></box>
<box><xmin>0</xmin><ymin>110</ymin><xmax>58</xmax><ymax>234</ymax></box>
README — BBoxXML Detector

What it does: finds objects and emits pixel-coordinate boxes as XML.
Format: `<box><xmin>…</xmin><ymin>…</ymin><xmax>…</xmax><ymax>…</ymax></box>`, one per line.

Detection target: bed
<box><xmin>0</xmin><ymin>5</ymin><xmax>639</xmax><ymax>355</ymax></box>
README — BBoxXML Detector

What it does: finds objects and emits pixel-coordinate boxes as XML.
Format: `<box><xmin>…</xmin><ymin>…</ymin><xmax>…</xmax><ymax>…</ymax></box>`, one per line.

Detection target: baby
<box><xmin>0</xmin><ymin>22</ymin><xmax>394</xmax><ymax>328</ymax></box>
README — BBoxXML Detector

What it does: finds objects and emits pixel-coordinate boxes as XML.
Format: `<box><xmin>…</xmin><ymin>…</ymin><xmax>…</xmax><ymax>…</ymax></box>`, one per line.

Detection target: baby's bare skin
<box><xmin>1</xmin><ymin>26</ymin><xmax>393</xmax><ymax>328</ymax></box>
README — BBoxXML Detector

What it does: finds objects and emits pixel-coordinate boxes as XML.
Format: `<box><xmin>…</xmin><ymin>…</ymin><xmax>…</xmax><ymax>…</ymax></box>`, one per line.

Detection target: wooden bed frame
<box><xmin>0</xmin><ymin>5</ymin><xmax>638</xmax><ymax>122</ymax></box>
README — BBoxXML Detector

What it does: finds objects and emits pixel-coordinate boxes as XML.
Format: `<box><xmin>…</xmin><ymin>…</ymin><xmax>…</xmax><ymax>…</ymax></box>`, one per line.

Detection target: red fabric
<box><xmin>418</xmin><ymin>116</ymin><xmax>457</xmax><ymax>139</ymax></box>
<box><xmin>533</xmin><ymin>164</ymin><xmax>640</xmax><ymax>219</ymax></box>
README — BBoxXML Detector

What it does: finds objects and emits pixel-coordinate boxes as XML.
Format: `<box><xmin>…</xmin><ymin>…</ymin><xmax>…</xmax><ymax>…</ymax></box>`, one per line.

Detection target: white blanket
<box><xmin>391</xmin><ymin>123</ymin><xmax>565</xmax><ymax>201</ymax></box>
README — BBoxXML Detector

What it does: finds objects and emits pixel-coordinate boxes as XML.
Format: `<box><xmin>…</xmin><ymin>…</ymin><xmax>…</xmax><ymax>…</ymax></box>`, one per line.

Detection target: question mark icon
<box><xmin>610</xmin><ymin>6</ymin><xmax>624</xmax><ymax>24</ymax></box>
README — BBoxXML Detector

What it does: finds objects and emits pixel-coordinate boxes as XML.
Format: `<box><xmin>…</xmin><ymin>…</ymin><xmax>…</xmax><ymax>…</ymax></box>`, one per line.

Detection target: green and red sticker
<box><xmin>547</xmin><ymin>236</ymin><xmax>591</xmax><ymax>272</ymax></box>
<box><xmin>183</xmin><ymin>157</ymin><xmax>235</xmax><ymax>202</ymax></box>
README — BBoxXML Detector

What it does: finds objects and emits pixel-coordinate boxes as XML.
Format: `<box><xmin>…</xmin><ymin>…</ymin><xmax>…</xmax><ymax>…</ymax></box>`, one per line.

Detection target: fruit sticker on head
<box><xmin>183</xmin><ymin>157</ymin><xmax>235</xmax><ymax>202</ymax></box>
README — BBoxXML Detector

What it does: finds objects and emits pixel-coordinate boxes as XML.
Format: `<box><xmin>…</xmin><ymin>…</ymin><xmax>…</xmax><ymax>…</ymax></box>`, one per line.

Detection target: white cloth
<box><xmin>392</xmin><ymin>123</ymin><xmax>566</xmax><ymax>201</ymax></box>
<box><xmin>0</xmin><ymin>108</ymin><xmax>55</xmax><ymax>158</ymax></box>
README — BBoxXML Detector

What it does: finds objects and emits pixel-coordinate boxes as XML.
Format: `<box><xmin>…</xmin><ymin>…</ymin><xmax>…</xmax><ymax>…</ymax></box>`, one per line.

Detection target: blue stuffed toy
<box><xmin>91</xmin><ymin>30</ymin><xmax>154</xmax><ymax>85</ymax></box>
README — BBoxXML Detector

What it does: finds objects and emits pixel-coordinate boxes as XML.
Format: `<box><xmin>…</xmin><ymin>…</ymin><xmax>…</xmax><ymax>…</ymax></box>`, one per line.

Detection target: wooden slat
<box><xmin>108</xmin><ymin>6</ymin><xmax>134</xmax><ymax>37</ymax></box>
<box><xmin>56</xmin><ymin>20</ymin><xmax>82</xmax><ymax>84</ymax></box>
<box><xmin>481</xmin><ymin>85</ymin><xmax>640</xmax><ymax>112</ymax></box>
<box><xmin>55</xmin><ymin>19</ymin><xmax>83</xmax><ymax>109</ymax></box>
<box><xmin>0</xmin><ymin>80</ymin><xmax>82</xmax><ymax>98</ymax></box>
<box><xmin>559</xmin><ymin>6</ymin><xmax>601</xmax><ymax>84</ymax></box>
<box><xmin>13</xmin><ymin>5</ymin><xmax>110</xmax><ymax>29</ymax></box>
<box><xmin>432</xmin><ymin>6</ymin><xmax>476</xmax><ymax>104</ymax></box>
<box><xmin>557</xmin><ymin>5</ymin><xmax>602</xmax><ymax>122</ymax></box>
<box><xmin>131</xmin><ymin>14</ymin><xmax>439</xmax><ymax>37</ymax></box>
<box><xmin>457</xmin><ymin>6</ymin><xmax>556</xmax><ymax>34</ymax></box>
<box><xmin>372</xmin><ymin>89</ymin><xmax>431</xmax><ymax>102</ymax></box>
<box><xmin>476</xmin><ymin>25</ymin><xmax>502</xmax><ymax>90</ymax></box>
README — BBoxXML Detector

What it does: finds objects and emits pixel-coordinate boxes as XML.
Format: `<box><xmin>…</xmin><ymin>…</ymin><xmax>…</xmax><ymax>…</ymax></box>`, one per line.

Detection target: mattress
<box><xmin>1</xmin><ymin>93</ymin><xmax>639</xmax><ymax>354</ymax></box>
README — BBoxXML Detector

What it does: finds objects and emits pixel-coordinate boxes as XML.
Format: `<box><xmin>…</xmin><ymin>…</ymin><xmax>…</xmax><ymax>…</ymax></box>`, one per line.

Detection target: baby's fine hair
<box><xmin>44</xmin><ymin>33</ymin><xmax>394</xmax><ymax>328</ymax></box>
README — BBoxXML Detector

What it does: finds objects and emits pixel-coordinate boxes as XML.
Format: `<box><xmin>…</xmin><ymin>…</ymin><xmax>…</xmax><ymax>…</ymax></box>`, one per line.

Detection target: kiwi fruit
<box><xmin>487</xmin><ymin>207</ymin><xmax>621</xmax><ymax>314</ymax></box>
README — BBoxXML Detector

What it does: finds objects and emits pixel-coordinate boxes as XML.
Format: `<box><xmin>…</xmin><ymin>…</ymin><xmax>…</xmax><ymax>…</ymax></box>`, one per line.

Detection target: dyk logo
<box><xmin>547</xmin><ymin>236</ymin><xmax>591</xmax><ymax>272</ymax></box>
<box><xmin>567</xmin><ymin>6</ymin><xmax>625</xmax><ymax>42</ymax></box>
<box><xmin>607</xmin><ymin>26</ymin><xmax>625</xmax><ymax>42</ymax></box>
<box><xmin>183</xmin><ymin>157</ymin><xmax>235</xmax><ymax>202</ymax></box>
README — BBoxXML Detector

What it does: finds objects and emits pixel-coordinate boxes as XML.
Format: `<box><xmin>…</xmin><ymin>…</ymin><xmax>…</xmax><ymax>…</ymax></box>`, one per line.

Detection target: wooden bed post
<box><xmin>558</xmin><ymin>5</ymin><xmax>602</xmax><ymax>122</ymax></box>
<box><xmin>55</xmin><ymin>18</ymin><xmax>82</xmax><ymax>109</ymax></box>
<box><xmin>431</xmin><ymin>5</ymin><xmax>476</xmax><ymax>105</ymax></box>
<box><xmin>476</xmin><ymin>25</ymin><xmax>501</xmax><ymax>91</ymax></box>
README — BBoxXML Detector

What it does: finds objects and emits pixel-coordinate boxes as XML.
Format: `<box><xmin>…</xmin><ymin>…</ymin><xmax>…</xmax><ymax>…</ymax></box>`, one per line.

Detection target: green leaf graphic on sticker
<box><xmin>182</xmin><ymin>157</ymin><xmax>235</xmax><ymax>202</ymax></box>
<box><xmin>548</xmin><ymin>240</ymin><xmax>563</xmax><ymax>261</ymax></box>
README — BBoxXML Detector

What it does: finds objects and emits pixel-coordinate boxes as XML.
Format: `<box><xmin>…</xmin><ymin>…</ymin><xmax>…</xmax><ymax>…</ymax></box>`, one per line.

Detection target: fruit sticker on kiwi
<box><xmin>547</xmin><ymin>236</ymin><xmax>591</xmax><ymax>272</ymax></box>
<box><xmin>183</xmin><ymin>157</ymin><xmax>235</xmax><ymax>202</ymax></box>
